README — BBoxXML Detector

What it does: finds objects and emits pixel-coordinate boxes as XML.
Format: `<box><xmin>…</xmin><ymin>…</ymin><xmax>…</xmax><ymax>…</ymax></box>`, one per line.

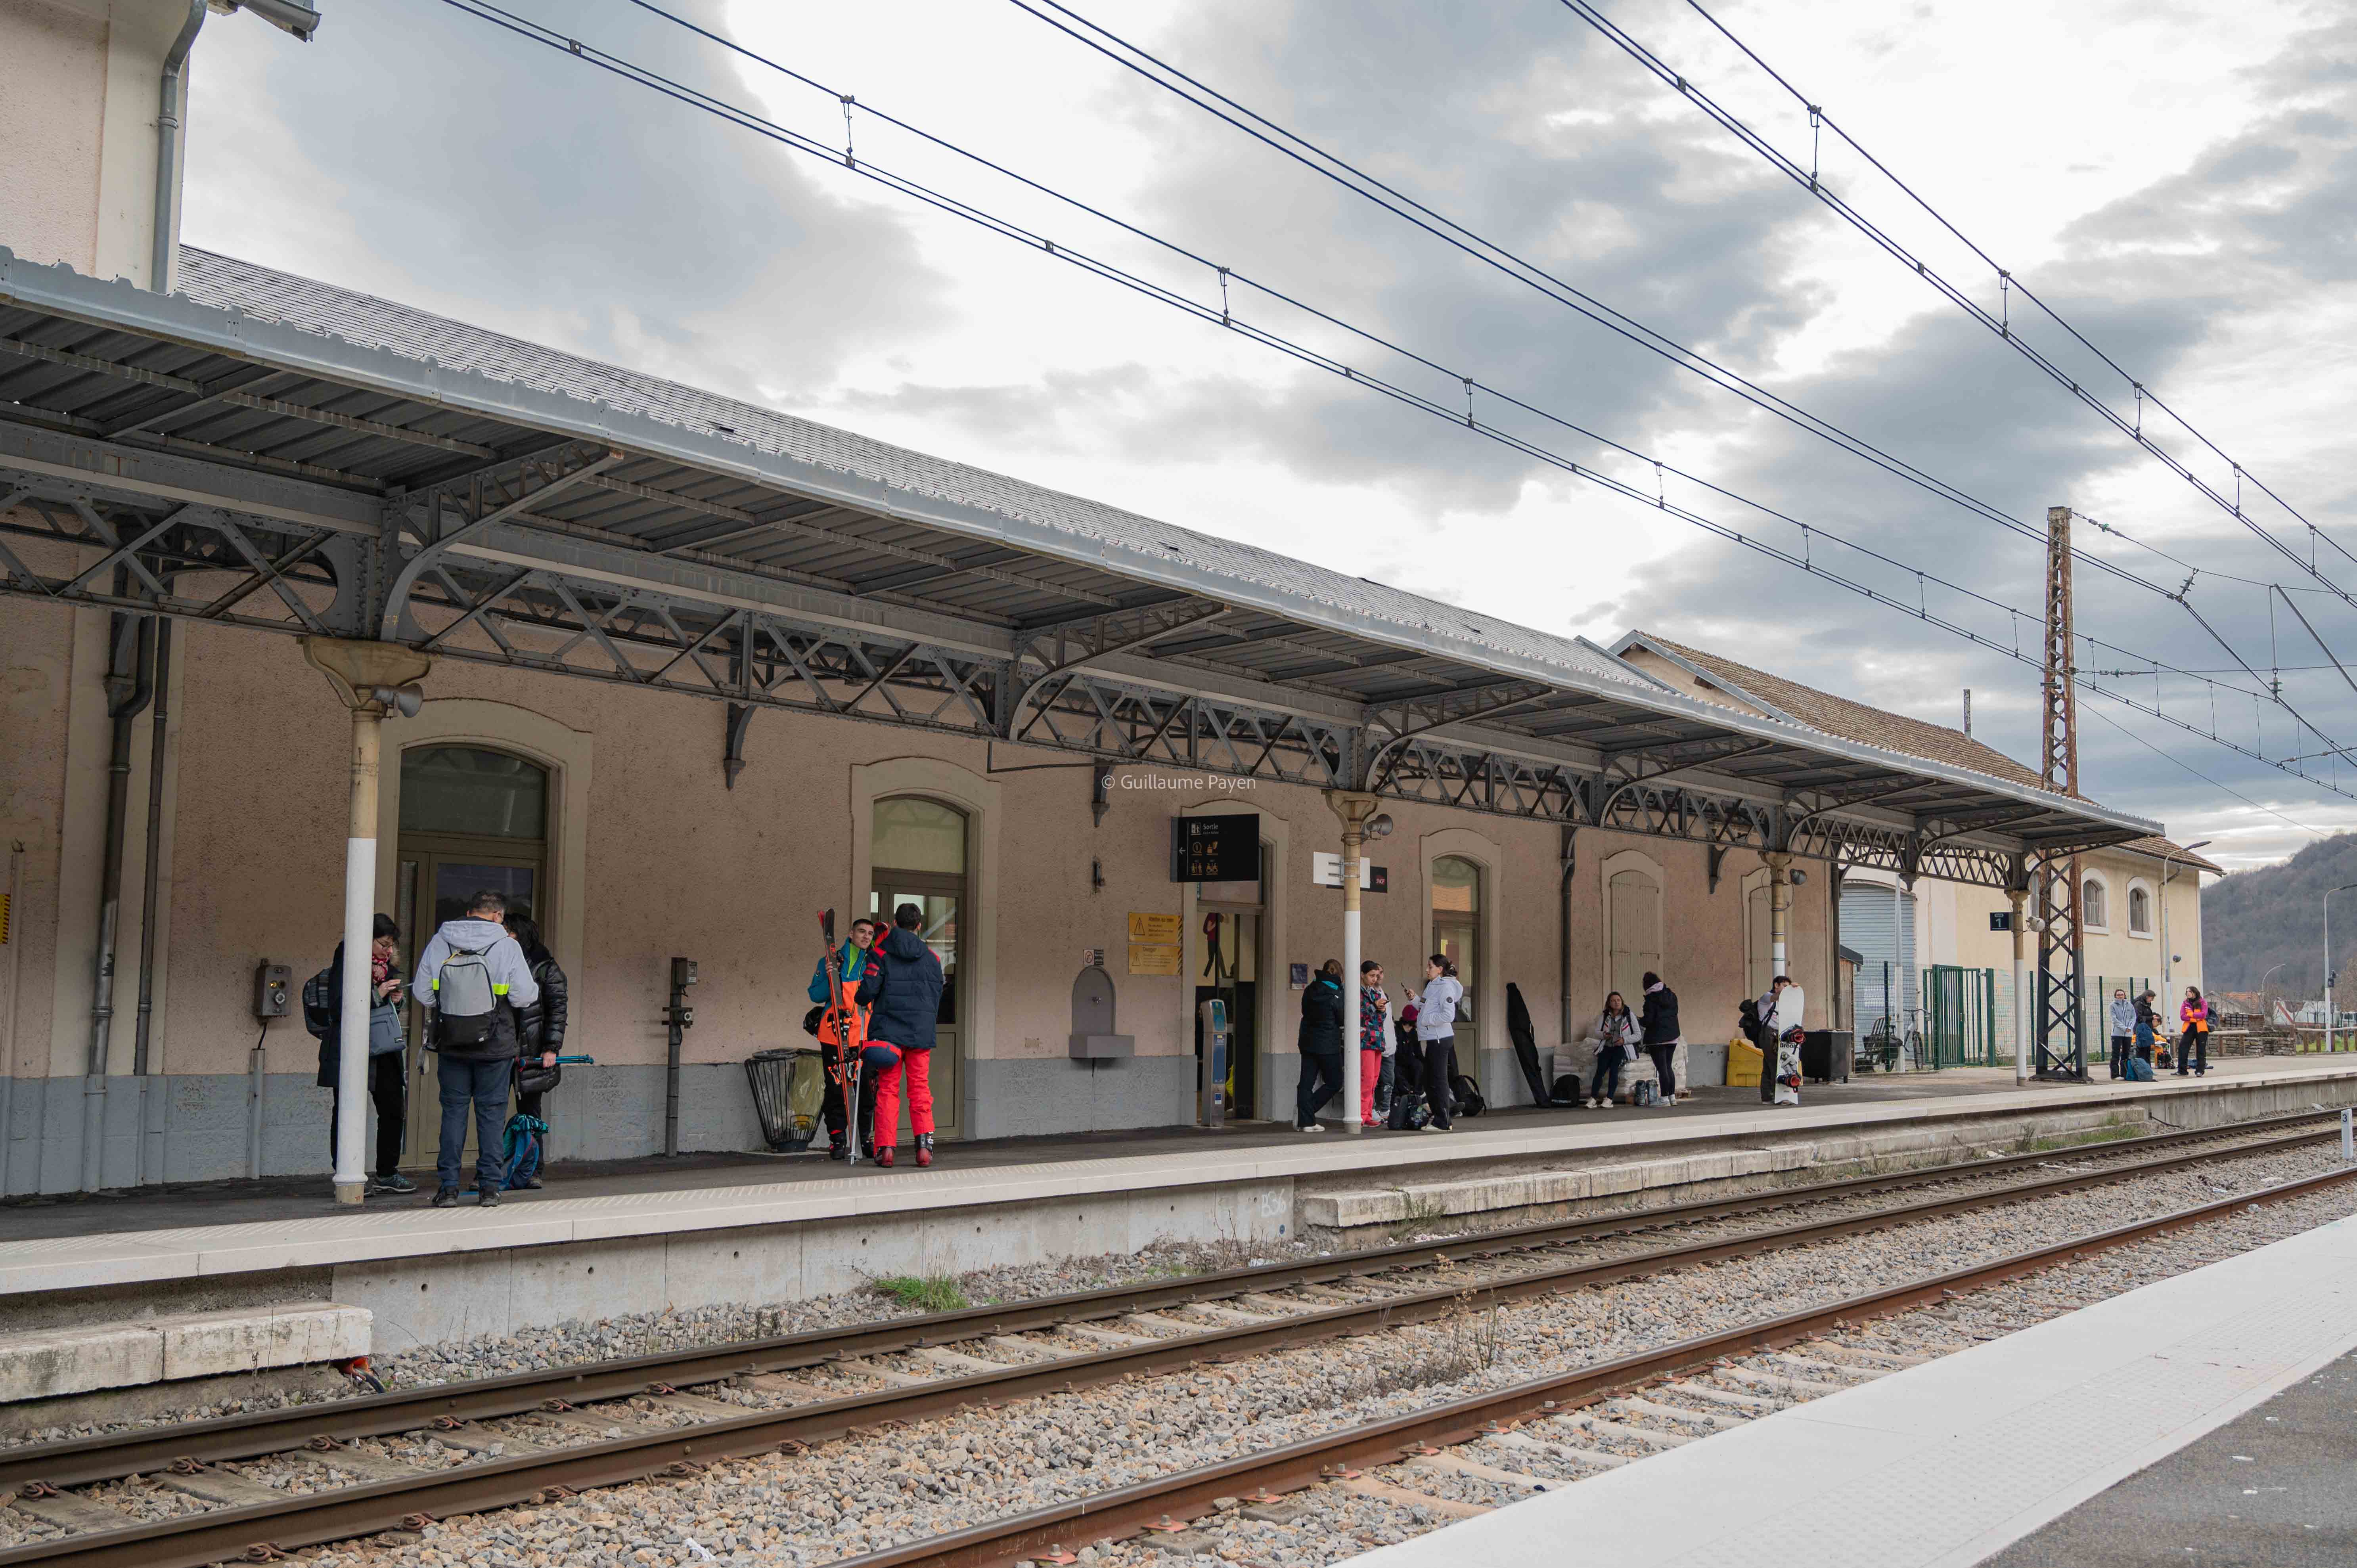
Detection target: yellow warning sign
<box><xmin>1128</xmin><ymin>911</ymin><xmax>1180</xmax><ymax>944</ymax></box>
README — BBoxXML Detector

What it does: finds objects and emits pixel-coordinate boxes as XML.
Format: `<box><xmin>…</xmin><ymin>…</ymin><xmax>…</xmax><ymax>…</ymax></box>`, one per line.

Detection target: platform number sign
<box><xmin>1989</xmin><ymin>911</ymin><xmax>2012</xmax><ymax>932</ymax></box>
<box><xmin>1172</xmin><ymin>814</ymin><xmax>1260</xmax><ymax>882</ymax></box>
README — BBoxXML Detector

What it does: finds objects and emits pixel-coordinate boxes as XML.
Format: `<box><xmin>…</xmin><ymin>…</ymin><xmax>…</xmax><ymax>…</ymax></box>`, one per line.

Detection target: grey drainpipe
<box><xmin>85</xmin><ymin>591</ymin><xmax>155</xmax><ymax>1191</ymax></box>
<box><xmin>132</xmin><ymin>611</ymin><xmax>174</xmax><ymax>1183</ymax></box>
<box><xmin>150</xmin><ymin>0</ymin><xmax>207</xmax><ymax>295</ymax></box>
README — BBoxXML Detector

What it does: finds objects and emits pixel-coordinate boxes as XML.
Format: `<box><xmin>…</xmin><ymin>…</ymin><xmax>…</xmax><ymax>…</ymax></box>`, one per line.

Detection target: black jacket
<box><xmin>1639</xmin><ymin>984</ymin><xmax>1681</xmax><ymax>1046</ymax></box>
<box><xmin>1297</xmin><ymin>976</ymin><xmax>1346</xmax><ymax>1053</ymax></box>
<box><xmin>856</xmin><ymin>925</ymin><xmax>944</xmax><ymax>1051</ymax></box>
<box><xmin>315</xmin><ymin>942</ymin><xmax>403</xmax><ymax>1088</ymax></box>
<box><xmin>518</xmin><ymin>955</ymin><xmax>569</xmax><ymax>1057</ymax></box>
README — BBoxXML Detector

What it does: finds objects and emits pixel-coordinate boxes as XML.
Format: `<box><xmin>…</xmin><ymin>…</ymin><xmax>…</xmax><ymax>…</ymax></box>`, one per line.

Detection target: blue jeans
<box><xmin>437</xmin><ymin>1053</ymin><xmax>511</xmax><ymax>1192</ymax></box>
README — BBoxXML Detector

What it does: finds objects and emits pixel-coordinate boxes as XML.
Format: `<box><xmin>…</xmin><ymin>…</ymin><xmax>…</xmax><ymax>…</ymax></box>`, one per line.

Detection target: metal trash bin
<box><xmin>744</xmin><ymin>1048</ymin><xmax>826</xmax><ymax>1152</ymax></box>
<box><xmin>1802</xmin><ymin>1030</ymin><xmax>1853</xmax><ymax>1084</ymax></box>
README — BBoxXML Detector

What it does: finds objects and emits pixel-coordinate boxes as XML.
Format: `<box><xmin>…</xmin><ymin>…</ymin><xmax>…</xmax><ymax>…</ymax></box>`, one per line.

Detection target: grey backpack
<box><xmin>433</xmin><ymin>944</ymin><xmax>498</xmax><ymax>1048</ymax></box>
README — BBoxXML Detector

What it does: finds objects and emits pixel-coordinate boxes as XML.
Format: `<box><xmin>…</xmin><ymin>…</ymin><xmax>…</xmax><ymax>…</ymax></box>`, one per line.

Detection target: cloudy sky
<box><xmin>186</xmin><ymin>0</ymin><xmax>2357</xmax><ymax>871</ymax></box>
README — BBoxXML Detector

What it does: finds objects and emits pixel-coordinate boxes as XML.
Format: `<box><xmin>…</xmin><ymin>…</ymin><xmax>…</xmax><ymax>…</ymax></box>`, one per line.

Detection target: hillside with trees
<box><xmin>2200</xmin><ymin>832</ymin><xmax>2357</xmax><ymax>1000</ymax></box>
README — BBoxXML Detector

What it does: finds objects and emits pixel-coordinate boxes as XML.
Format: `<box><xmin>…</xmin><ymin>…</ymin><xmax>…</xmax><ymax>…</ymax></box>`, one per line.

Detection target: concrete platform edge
<box><xmin>2</xmin><ymin>1063</ymin><xmax>2352</xmax><ymax>1300</ymax></box>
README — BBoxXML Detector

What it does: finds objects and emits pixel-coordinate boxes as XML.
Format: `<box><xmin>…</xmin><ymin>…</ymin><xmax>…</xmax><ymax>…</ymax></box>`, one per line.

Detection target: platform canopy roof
<box><xmin>0</xmin><ymin>246</ymin><xmax>2157</xmax><ymax>886</ymax></box>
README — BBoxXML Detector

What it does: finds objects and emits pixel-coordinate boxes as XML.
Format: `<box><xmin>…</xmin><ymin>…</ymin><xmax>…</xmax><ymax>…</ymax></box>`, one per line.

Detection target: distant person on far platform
<box><xmin>2108</xmin><ymin>988</ymin><xmax>2137</xmax><ymax>1081</ymax></box>
<box><xmin>2177</xmin><ymin>987</ymin><xmax>2210</xmax><ymax>1078</ymax></box>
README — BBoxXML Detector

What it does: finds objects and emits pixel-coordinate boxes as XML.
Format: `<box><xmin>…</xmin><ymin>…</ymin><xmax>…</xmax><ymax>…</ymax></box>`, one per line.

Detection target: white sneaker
<box><xmin>1298</xmin><ymin>1122</ymin><xmax>1325</xmax><ymax>1133</ymax></box>
<box><xmin>1420</xmin><ymin>1123</ymin><xmax>1446</xmax><ymax>1133</ymax></box>
<box><xmin>1583</xmin><ymin>1097</ymin><xmax>1598</xmax><ymax>1109</ymax></box>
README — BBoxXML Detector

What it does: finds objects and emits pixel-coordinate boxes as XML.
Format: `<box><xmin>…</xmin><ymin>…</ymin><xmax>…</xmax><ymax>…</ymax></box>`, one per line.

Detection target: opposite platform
<box><xmin>1349</xmin><ymin>1185</ymin><xmax>2357</xmax><ymax>1568</ymax></box>
<box><xmin>2</xmin><ymin>1056</ymin><xmax>2351</xmax><ymax>1303</ymax></box>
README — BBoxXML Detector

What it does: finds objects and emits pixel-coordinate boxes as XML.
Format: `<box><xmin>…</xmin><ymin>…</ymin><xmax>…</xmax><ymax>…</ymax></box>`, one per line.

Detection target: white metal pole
<box><xmin>1341</xmin><ymin>819</ymin><xmax>1363</xmax><ymax>1134</ymax></box>
<box><xmin>2010</xmin><ymin>888</ymin><xmax>2029</xmax><ymax>1084</ymax></box>
<box><xmin>332</xmin><ymin>704</ymin><xmax>381</xmax><ymax>1205</ymax></box>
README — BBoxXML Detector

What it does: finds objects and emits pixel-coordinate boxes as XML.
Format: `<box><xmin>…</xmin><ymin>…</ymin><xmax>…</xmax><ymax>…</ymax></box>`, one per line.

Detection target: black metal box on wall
<box><xmin>1172</xmin><ymin>814</ymin><xmax>1260</xmax><ymax>882</ymax></box>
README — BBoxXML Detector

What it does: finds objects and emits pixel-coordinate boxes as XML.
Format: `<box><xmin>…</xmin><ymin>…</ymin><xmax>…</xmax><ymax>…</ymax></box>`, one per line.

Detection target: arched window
<box><xmin>2082</xmin><ymin>877</ymin><xmax>2108</xmax><ymax>930</ymax></box>
<box><xmin>1431</xmin><ymin>856</ymin><xmax>1483</xmax><ymax>1024</ymax></box>
<box><xmin>870</xmin><ymin>797</ymin><xmax>968</xmax><ymax>1138</ymax></box>
<box><xmin>2128</xmin><ymin>884</ymin><xmax>2153</xmax><ymax>936</ymax></box>
<box><xmin>398</xmin><ymin>745</ymin><xmax>548</xmax><ymax>930</ymax></box>
<box><xmin>396</xmin><ymin>744</ymin><xmax>551</xmax><ymax>1170</ymax></box>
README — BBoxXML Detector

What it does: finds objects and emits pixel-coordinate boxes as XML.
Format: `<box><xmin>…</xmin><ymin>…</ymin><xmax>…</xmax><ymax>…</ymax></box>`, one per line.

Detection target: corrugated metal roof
<box><xmin>1620</xmin><ymin>632</ymin><xmax>2221</xmax><ymax>873</ymax></box>
<box><xmin>0</xmin><ymin>243</ymin><xmax>2167</xmax><ymax>856</ymax></box>
<box><xmin>178</xmin><ymin>249</ymin><xmax>1656</xmax><ymax>698</ymax></box>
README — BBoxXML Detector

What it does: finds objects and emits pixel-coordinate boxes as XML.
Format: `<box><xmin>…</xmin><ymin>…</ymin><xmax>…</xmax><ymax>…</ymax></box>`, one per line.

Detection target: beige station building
<box><xmin>0</xmin><ymin>0</ymin><xmax>2203</xmax><ymax>1195</ymax></box>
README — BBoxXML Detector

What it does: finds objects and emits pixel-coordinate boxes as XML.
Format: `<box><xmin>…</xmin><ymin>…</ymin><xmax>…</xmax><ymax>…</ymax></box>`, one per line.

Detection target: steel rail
<box><xmin>0</xmin><ymin>1108</ymin><xmax>2329</xmax><ymax>1496</ymax></box>
<box><xmin>0</xmin><ymin>1124</ymin><xmax>2338</xmax><ymax>1566</ymax></box>
<box><xmin>835</xmin><ymin>1160</ymin><xmax>2357</xmax><ymax>1568</ymax></box>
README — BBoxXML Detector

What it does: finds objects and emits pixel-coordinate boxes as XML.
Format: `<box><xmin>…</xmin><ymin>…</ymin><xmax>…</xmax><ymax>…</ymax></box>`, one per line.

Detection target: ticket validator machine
<box><xmin>1198</xmin><ymin>997</ymin><xmax>1231</xmax><ymax>1126</ymax></box>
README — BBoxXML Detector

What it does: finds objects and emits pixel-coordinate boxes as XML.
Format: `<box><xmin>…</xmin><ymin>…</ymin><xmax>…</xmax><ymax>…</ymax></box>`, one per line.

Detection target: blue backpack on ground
<box><xmin>502</xmin><ymin>1112</ymin><xmax>549</xmax><ymax>1189</ymax></box>
<box><xmin>2125</xmin><ymin>1056</ymin><xmax>2155</xmax><ymax>1082</ymax></box>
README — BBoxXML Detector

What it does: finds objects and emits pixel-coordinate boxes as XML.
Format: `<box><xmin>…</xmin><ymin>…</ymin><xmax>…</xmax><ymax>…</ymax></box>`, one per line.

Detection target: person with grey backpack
<box><xmin>414</xmin><ymin>889</ymin><xmax>539</xmax><ymax>1206</ymax></box>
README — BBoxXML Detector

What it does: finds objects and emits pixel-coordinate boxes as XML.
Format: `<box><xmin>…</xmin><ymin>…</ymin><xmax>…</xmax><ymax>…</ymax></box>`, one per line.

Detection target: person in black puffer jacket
<box><xmin>1294</xmin><ymin>959</ymin><xmax>1347</xmax><ymax>1131</ymax></box>
<box><xmin>856</xmin><ymin>904</ymin><xmax>946</xmax><ymax>1169</ymax></box>
<box><xmin>1638</xmin><ymin>971</ymin><xmax>1681</xmax><ymax>1105</ymax></box>
<box><xmin>506</xmin><ymin>913</ymin><xmax>568</xmax><ymax>1189</ymax></box>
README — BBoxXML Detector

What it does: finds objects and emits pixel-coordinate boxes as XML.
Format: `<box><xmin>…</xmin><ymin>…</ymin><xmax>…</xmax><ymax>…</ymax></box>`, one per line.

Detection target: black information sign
<box><xmin>1989</xmin><ymin>911</ymin><xmax>2012</xmax><ymax>932</ymax></box>
<box><xmin>1172</xmin><ymin>814</ymin><xmax>1260</xmax><ymax>882</ymax></box>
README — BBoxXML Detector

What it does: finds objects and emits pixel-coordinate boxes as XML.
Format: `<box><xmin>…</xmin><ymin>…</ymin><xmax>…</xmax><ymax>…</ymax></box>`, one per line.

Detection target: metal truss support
<box><xmin>0</xmin><ymin>444</ymin><xmax>2141</xmax><ymax>894</ymax></box>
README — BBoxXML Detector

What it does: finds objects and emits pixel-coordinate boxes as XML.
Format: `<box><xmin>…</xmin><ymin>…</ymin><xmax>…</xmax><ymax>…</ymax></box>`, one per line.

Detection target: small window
<box><xmin>872</xmin><ymin>796</ymin><xmax>967</xmax><ymax>874</ymax></box>
<box><xmin>2082</xmin><ymin>877</ymin><xmax>2107</xmax><ymax>930</ymax></box>
<box><xmin>2129</xmin><ymin>886</ymin><xmax>2153</xmax><ymax>936</ymax></box>
<box><xmin>400</xmin><ymin>746</ymin><xmax>546</xmax><ymax>840</ymax></box>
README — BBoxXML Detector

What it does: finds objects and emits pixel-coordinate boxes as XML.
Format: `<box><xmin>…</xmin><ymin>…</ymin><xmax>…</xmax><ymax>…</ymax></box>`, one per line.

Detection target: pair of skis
<box><xmin>819</xmin><ymin>909</ymin><xmax>865</xmax><ymax>1166</ymax></box>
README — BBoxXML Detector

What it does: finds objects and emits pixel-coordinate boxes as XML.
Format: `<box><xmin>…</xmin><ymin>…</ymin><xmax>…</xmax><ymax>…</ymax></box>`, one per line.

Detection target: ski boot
<box><xmin>875</xmin><ymin>1145</ymin><xmax>896</xmax><ymax>1169</ymax></box>
<box><xmin>915</xmin><ymin>1133</ymin><xmax>935</xmax><ymax>1169</ymax></box>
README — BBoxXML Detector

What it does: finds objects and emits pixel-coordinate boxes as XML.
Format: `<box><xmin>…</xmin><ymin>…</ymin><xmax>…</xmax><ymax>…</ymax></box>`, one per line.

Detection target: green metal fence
<box><xmin>1926</xmin><ymin>964</ymin><xmax>2001</xmax><ymax>1067</ymax></box>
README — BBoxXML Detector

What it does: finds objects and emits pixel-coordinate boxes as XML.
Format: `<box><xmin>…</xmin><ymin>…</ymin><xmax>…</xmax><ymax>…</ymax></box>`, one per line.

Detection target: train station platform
<box><xmin>1</xmin><ymin>1055</ymin><xmax>2353</xmax><ymax>1355</ymax></box>
<box><xmin>1350</xmin><ymin>1180</ymin><xmax>2357</xmax><ymax>1568</ymax></box>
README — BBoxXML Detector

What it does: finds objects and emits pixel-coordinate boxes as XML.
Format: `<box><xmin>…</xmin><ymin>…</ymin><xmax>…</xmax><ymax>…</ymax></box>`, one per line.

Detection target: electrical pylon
<box><xmin>2037</xmin><ymin>505</ymin><xmax>2088</xmax><ymax>1080</ymax></box>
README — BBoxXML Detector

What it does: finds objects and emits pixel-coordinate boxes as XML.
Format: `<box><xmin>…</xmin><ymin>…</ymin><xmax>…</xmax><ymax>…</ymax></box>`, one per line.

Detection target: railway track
<box><xmin>843</xmin><ymin>1164</ymin><xmax>2357</xmax><ymax>1568</ymax></box>
<box><xmin>0</xmin><ymin>1111</ymin><xmax>2344</xmax><ymax>1567</ymax></box>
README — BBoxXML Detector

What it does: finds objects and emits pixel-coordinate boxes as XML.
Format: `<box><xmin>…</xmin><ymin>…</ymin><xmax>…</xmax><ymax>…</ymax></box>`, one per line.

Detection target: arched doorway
<box><xmin>868</xmin><ymin>796</ymin><xmax>967</xmax><ymax>1140</ymax></box>
<box><xmin>395</xmin><ymin>745</ymin><xmax>549</xmax><ymax>1168</ymax></box>
<box><xmin>1431</xmin><ymin>854</ymin><xmax>1484</xmax><ymax>1079</ymax></box>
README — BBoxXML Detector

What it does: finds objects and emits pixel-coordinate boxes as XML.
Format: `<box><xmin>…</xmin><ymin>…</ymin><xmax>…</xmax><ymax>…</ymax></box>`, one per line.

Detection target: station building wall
<box><xmin>3</xmin><ymin>572</ymin><xmax>1837</xmax><ymax>1194</ymax></box>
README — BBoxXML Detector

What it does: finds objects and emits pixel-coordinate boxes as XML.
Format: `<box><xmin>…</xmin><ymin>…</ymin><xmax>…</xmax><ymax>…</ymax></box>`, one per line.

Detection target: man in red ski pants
<box><xmin>855</xmin><ymin>902</ymin><xmax>945</xmax><ymax>1168</ymax></box>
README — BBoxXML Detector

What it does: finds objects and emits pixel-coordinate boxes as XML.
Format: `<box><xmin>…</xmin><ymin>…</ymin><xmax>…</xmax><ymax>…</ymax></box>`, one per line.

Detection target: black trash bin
<box><xmin>744</xmin><ymin>1048</ymin><xmax>826</xmax><ymax>1152</ymax></box>
<box><xmin>1801</xmin><ymin>1030</ymin><xmax>1854</xmax><ymax>1084</ymax></box>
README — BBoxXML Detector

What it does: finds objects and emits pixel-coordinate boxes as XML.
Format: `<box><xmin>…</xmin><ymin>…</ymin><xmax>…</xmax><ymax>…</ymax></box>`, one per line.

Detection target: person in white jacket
<box><xmin>1416</xmin><ymin>956</ymin><xmax>1466</xmax><ymax>1133</ymax></box>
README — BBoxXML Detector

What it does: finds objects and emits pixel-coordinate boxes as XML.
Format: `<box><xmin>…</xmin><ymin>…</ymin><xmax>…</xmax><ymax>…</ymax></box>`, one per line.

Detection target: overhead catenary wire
<box><xmin>611</xmin><ymin>2</ymin><xmax>2326</xmax><ymax>745</ymax></box>
<box><xmin>1567</xmin><ymin>0</ymin><xmax>2357</xmax><ymax>609</ymax></box>
<box><xmin>2081</xmin><ymin>700</ymin><xmax>2329</xmax><ymax>844</ymax></box>
<box><xmin>434</xmin><ymin>0</ymin><xmax>2357</xmax><ymax>802</ymax></box>
<box><xmin>998</xmin><ymin>0</ymin><xmax>2280</xmax><ymax>612</ymax></box>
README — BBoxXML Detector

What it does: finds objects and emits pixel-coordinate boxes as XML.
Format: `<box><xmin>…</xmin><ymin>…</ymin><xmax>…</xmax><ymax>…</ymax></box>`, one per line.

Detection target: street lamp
<box><xmin>2158</xmin><ymin>840</ymin><xmax>2212</xmax><ymax>1001</ymax></box>
<box><xmin>2328</xmin><ymin>883</ymin><xmax>2357</xmax><ymax>1054</ymax></box>
<box><xmin>2261</xmin><ymin>961</ymin><xmax>2285</xmax><ymax>1029</ymax></box>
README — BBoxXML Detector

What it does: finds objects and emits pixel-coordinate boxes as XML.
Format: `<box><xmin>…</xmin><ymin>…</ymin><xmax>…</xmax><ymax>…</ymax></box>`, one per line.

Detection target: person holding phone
<box><xmin>318</xmin><ymin>913</ymin><xmax>415</xmax><ymax>1195</ymax></box>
